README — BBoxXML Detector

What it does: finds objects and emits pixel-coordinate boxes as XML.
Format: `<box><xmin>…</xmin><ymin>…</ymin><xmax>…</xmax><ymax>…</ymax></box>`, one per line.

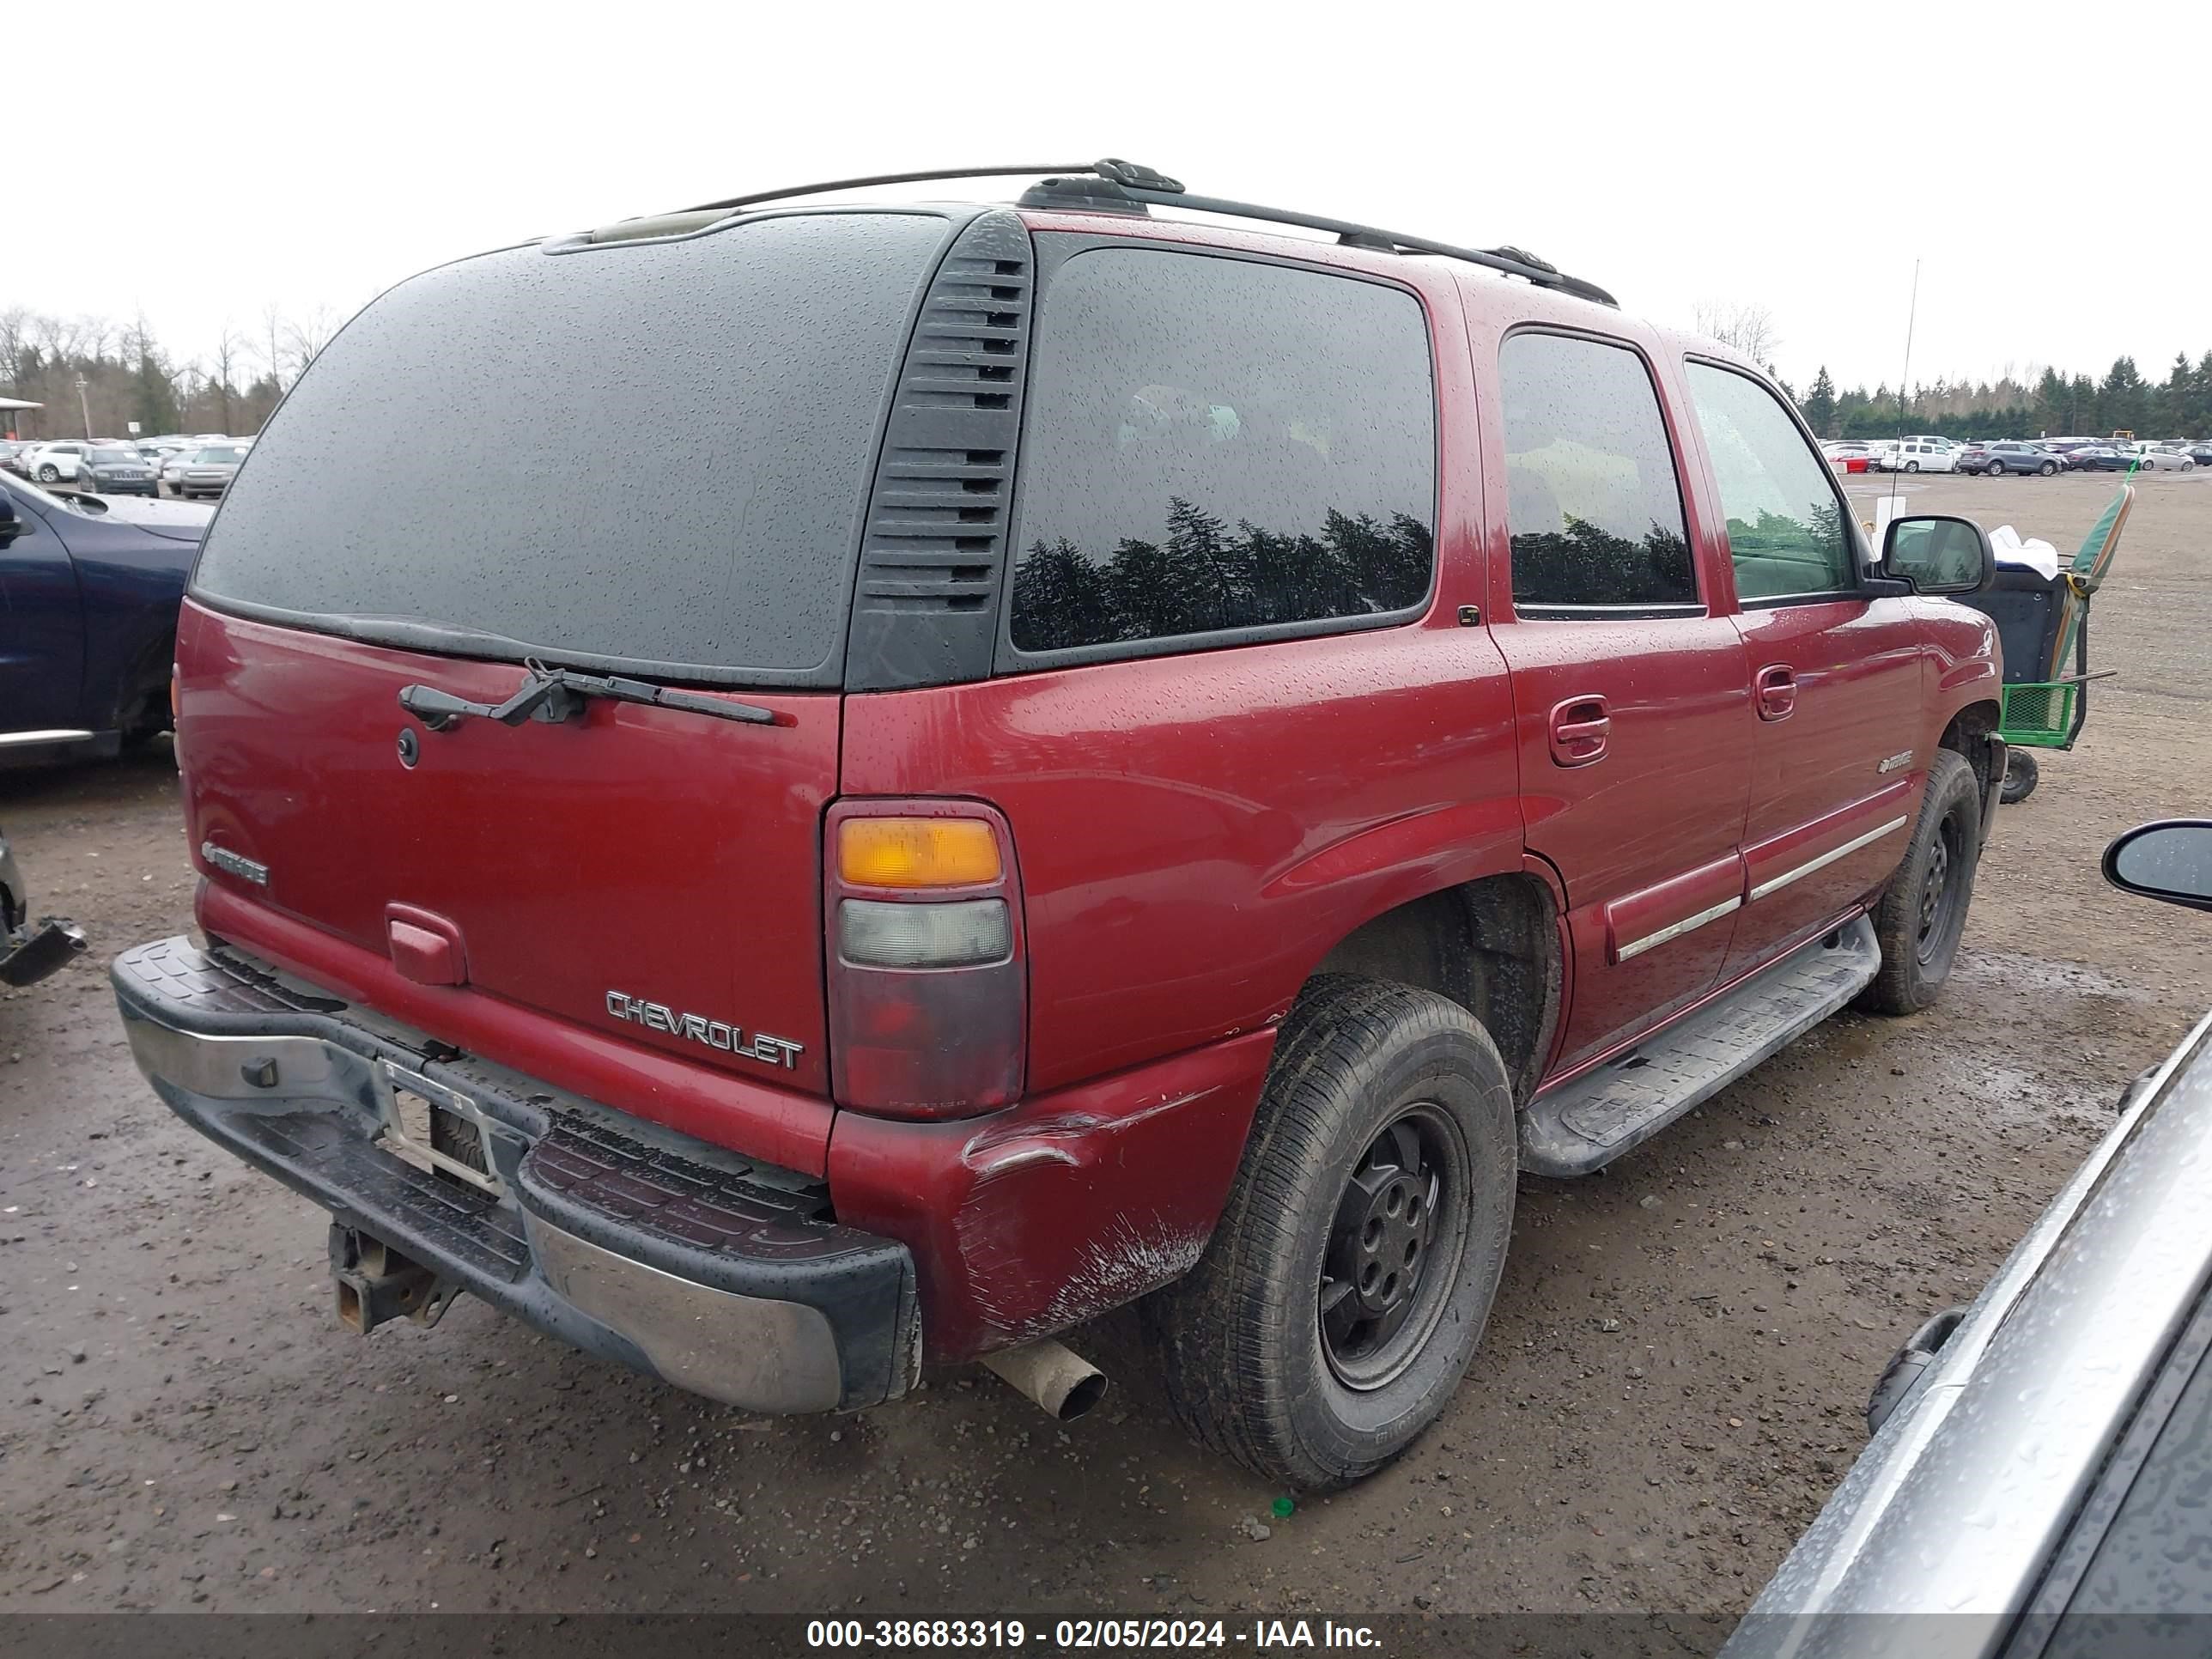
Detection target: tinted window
<box><xmin>1686</xmin><ymin>363</ymin><xmax>1856</xmax><ymax>601</ymax></box>
<box><xmin>1007</xmin><ymin>249</ymin><xmax>1435</xmax><ymax>655</ymax></box>
<box><xmin>88</xmin><ymin>447</ymin><xmax>138</xmax><ymax>463</ymax></box>
<box><xmin>1498</xmin><ymin>333</ymin><xmax>1696</xmax><ymax>610</ymax></box>
<box><xmin>194</xmin><ymin>211</ymin><xmax>949</xmax><ymax>684</ymax></box>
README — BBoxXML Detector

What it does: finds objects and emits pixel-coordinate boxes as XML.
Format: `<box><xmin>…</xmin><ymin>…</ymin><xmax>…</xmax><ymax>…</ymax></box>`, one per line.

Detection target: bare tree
<box><xmin>282</xmin><ymin>302</ymin><xmax>340</xmax><ymax>377</ymax></box>
<box><xmin>261</xmin><ymin>300</ymin><xmax>290</xmax><ymax>395</ymax></box>
<box><xmin>1691</xmin><ymin>300</ymin><xmax>1783</xmax><ymax>369</ymax></box>
<box><xmin>210</xmin><ymin>322</ymin><xmax>248</xmax><ymax>434</ymax></box>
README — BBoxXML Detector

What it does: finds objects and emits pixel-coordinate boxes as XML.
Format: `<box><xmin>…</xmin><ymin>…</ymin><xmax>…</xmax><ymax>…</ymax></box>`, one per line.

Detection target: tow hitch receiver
<box><xmin>331</xmin><ymin>1224</ymin><xmax>461</xmax><ymax>1335</ymax></box>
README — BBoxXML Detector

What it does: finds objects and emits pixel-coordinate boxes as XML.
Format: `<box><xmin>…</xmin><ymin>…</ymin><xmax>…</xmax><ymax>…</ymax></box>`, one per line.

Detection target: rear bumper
<box><xmin>112</xmin><ymin>936</ymin><xmax>919</xmax><ymax>1413</ymax></box>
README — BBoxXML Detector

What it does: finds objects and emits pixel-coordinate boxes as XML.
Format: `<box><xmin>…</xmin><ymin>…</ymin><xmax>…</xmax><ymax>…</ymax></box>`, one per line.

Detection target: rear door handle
<box><xmin>1548</xmin><ymin>695</ymin><xmax>1610</xmax><ymax>767</ymax></box>
<box><xmin>1756</xmin><ymin>665</ymin><xmax>1797</xmax><ymax>721</ymax></box>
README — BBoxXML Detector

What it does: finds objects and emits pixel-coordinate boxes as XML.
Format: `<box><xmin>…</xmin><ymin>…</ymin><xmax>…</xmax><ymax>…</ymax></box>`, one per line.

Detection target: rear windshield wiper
<box><xmin>398</xmin><ymin>659</ymin><xmax>775</xmax><ymax>732</ymax></box>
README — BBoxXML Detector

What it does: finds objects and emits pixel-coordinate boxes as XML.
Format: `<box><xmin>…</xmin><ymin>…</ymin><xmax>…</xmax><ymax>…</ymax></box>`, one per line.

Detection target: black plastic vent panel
<box><xmin>845</xmin><ymin>210</ymin><xmax>1034</xmax><ymax>690</ymax></box>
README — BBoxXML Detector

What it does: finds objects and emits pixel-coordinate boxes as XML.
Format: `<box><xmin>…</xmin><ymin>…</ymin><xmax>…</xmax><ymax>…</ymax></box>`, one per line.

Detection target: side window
<box><xmin>1685</xmin><ymin>363</ymin><xmax>1856</xmax><ymax>602</ymax></box>
<box><xmin>1007</xmin><ymin>248</ymin><xmax>1436</xmax><ymax>656</ymax></box>
<box><xmin>1497</xmin><ymin>332</ymin><xmax>1697</xmax><ymax>611</ymax></box>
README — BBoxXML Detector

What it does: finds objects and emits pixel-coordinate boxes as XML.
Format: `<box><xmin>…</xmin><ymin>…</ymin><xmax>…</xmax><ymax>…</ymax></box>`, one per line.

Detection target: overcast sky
<box><xmin>14</xmin><ymin>3</ymin><xmax>2200</xmax><ymax>395</ymax></box>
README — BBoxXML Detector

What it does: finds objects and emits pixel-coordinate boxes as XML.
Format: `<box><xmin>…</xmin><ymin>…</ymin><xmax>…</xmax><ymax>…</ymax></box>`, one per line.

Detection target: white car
<box><xmin>2131</xmin><ymin>446</ymin><xmax>2196</xmax><ymax>472</ymax></box>
<box><xmin>1877</xmin><ymin>437</ymin><xmax>1958</xmax><ymax>473</ymax></box>
<box><xmin>21</xmin><ymin>441</ymin><xmax>91</xmax><ymax>483</ymax></box>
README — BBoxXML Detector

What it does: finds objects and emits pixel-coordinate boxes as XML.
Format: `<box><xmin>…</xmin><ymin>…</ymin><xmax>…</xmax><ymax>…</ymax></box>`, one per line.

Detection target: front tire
<box><xmin>1862</xmin><ymin>749</ymin><xmax>1981</xmax><ymax>1014</ymax></box>
<box><xmin>2040</xmin><ymin>459</ymin><xmax>2057</xmax><ymax>476</ymax></box>
<box><xmin>1142</xmin><ymin>975</ymin><xmax>1517</xmax><ymax>1489</ymax></box>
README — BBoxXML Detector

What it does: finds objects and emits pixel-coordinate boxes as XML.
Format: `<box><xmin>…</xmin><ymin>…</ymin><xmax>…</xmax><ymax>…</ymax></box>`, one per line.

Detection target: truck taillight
<box><xmin>826</xmin><ymin>801</ymin><xmax>1024</xmax><ymax>1120</ymax></box>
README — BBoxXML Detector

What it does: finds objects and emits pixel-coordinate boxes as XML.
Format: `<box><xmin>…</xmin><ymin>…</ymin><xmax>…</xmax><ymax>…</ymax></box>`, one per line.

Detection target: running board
<box><xmin>1519</xmin><ymin>915</ymin><xmax>1881</xmax><ymax>1178</ymax></box>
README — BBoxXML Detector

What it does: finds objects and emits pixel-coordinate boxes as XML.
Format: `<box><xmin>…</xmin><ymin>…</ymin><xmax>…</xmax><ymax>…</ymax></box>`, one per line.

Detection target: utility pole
<box><xmin>75</xmin><ymin>374</ymin><xmax>91</xmax><ymax>438</ymax></box>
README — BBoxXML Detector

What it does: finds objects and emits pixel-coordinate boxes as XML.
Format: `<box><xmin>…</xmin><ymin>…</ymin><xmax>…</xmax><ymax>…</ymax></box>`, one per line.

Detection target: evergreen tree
<box><xmin>2099</xmin><ymin>356</ymin><xmax>2147</xmax><ymax>435</ymax></box>
<box><xmin>1801</xmin><ymin>368</ymin><xmax>1838</xmax><ymax>437</ymax></box>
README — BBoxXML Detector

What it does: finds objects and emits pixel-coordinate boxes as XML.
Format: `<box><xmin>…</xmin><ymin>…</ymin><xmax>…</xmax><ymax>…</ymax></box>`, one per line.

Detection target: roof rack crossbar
<box><xmin>670</xmin><ymin>160</ymin><xmax>1615</xmax><ymax>308</ymax></box>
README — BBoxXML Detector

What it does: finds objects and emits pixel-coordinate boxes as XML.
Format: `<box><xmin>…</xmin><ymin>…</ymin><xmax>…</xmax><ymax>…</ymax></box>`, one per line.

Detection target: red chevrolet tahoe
<box><xmin>112</xmin><ymin>161</ymin><xmax>2004</xmax><ymax>1487</ymax></box>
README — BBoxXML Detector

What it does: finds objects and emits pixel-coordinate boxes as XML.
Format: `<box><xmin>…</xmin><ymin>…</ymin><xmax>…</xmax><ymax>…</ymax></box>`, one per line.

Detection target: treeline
<box><xmin>1012</xmin><ymin>500</ymin><xmax>1432</xmax><ymax>651</ymax></box>
<box><xmin>0</xmin><ymin>303</ymin><xmax>343</xmax><ymax>441</ymax></box>
<box><xmin>1792</xmin><ymin>352</ymin><xmax>2212</xmax><ymax>442</ymax></box>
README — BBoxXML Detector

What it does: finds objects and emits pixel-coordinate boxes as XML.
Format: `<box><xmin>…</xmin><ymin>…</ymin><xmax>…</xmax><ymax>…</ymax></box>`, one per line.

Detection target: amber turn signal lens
<box><xmin>838</xmin><ymin>817</ymin><xmax>1002</xmax><ymax>889</ymax></box>
<box><xmin>169</xmin><ymin>665</ymin><xmax>180</xmax><ymax>721</ymax></box>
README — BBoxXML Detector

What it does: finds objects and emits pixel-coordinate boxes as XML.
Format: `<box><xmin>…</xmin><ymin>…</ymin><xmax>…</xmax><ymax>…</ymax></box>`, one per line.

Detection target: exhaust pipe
<box><xmin>981</xmin><ymin>1339</ymin><xmax>1109</xmax><ymax>1421</ymax></box>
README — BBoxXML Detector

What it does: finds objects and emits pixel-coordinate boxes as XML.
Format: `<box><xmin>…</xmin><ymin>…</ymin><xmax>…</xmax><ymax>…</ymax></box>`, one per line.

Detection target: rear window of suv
<box><xmin>1006</xmin><ymin>248</ymin><xmax>1436</xmax><ymax>657</ymax></box>
<box><xmin>191</xmin><ymin>210</ymin><xmax>950</xmax><ymax>686</ymax></box>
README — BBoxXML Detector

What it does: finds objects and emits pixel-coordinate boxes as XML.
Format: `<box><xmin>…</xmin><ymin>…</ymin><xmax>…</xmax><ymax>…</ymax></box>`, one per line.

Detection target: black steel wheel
<box><xmin>1319</xmin><ymin>1105</ymin><xmax>1468</xmax><ymax>1391</ymax></box>
<box><xmin>1862</xmin><ymin>749</ymin><xmax>1982</xmax><ymax>1013</ymax></box>
<box><xmin>1143</xmin><ymin>975</ymin><xmax>1516</xmax><ymax>1488</ymax></box>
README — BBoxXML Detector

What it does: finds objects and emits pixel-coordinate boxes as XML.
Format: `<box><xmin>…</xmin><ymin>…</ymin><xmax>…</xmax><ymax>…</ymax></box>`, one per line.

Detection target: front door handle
<box><xmin>1548</xmin><ymin>695</ymin><xmax>1610</xmax><ymax>767</ymax></box>
<box><xmin>1756</xmin><ymin>665</ymin><xmax>1797</xmax><ymax>721</ymax></box>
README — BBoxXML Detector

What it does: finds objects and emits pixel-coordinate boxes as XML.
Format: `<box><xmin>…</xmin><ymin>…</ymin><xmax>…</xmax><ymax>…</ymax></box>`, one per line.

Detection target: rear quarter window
<box><xmin>191</xmin><ymin>210</ymin><xmax>951</xmax><ymax>685</ymax></box>
<box><xmin>1005</xmin><ymin>247</ymin><xmax>1436</xmax><ymax>659</ymax></box>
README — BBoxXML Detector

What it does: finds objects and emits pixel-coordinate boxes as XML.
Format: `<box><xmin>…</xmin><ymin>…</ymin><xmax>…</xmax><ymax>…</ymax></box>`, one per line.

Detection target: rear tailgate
<box><xmin>178</xmin><ymin>599</ymin><xmax>842</xmax><ymax>1160</ymax></box>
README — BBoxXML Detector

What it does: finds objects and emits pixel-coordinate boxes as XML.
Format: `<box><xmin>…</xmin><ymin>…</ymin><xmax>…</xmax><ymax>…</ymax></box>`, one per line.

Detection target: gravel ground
<box><xmin>3</xmin><ymin>469</ymin><xmax>2209</xmax><ymax>1626</ymax></box>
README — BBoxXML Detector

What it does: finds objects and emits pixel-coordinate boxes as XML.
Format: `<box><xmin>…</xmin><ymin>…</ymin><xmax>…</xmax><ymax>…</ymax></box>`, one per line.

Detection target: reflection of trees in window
<box><xmin>1012</xmin><ymin>497</ymin><xmax>1431</xmax><ymax>652</ymax></box>
<box><xmin>1718</xmin><ymin>498</ymin><xmax>1850</xmax><ymax>592</ymax></box>
<box><xmin>1511</xmin><ymin>516</ymin><xmax>1695</xmax><ymax>608</ymax></box>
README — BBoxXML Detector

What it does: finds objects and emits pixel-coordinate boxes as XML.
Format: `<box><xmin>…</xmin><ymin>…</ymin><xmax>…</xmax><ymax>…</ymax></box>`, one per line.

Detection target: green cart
<box><xmin>1959</xmin><ymin>483</ymin><xmax>2133</xmax><ymax>804</ymax></box>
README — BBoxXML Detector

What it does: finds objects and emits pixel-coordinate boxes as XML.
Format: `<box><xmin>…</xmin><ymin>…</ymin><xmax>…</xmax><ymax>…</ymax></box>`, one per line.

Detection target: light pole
<box><xmin>75</xmin><ymin>374</ymin><xmax>91</xmax><ymax>439</ymax></box>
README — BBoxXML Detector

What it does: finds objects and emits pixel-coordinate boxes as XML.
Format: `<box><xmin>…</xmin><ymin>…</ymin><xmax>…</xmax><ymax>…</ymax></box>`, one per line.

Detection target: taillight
<box><xmin>826</xmin><ymin>800</ymin><xmax>1024</xmax><ymax>1120</ymax></box>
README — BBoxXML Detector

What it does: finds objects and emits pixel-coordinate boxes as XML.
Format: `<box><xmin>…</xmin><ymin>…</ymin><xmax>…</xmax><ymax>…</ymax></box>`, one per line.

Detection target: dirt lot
<box><xmin>3</xmin><ymin>469</ymin><xmax>2209</xmax><ymax>1627</ymax></box>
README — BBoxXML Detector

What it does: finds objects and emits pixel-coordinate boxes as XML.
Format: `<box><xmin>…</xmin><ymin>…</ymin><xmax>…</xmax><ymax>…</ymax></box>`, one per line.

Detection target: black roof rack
<box><xmin>674</xmin><ymin>159</ymin><xmax>1616</xmax><ymax>308</ymax></box>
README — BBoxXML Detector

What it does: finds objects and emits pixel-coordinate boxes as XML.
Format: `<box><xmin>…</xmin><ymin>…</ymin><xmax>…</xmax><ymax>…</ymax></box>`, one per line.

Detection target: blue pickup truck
<box><xmin>1</xmin><ymin>472</ymin><xmax>206</xmax><ymax>765</ymax></box>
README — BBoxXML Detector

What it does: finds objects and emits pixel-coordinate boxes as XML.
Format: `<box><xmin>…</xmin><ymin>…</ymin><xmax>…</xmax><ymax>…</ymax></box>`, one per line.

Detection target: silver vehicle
<box><xmin>2128</xmin><ymin>445</ymin><xmax>2196</xmax><ymax>472</ymax></box>
<box><xmin>173</xmin><ymin>440</ymin><xmax>251</xmax><ymax>499</ymax></box>
<box><xmin>1728</xmin><ymin>818</ymin><xmax>2212</xmax><ymax>1658</ymax></box>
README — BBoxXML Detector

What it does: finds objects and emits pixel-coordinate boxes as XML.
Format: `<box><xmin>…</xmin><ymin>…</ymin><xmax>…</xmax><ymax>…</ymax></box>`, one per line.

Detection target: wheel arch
<box><xmin>1305</xmin><ymin>872</ymin><xmax>1562</xmax><ymax>1104</ymax></box>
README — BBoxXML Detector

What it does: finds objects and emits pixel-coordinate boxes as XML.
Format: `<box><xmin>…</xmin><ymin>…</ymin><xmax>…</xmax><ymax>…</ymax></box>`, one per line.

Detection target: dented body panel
<box><xmin>827</xmin><ymin>1029</ymin><xmax>1276</xmax><ymax>1359</ymax></box>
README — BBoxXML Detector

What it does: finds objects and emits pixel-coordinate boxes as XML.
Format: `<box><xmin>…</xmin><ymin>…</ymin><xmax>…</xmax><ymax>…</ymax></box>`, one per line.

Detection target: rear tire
<box><xmin>2001</xmin><ymin>749</ymin><xmax>2039</xmax><ymax>805</ymax></box>
<box><xmin>1861</xmin><ymin>749</ymin><xmax>1981</xmax><ymax>1014</ymax></box>
<box><xmin>1986</xmin><ymin>460</ymin><xmax>2004</xmax><ymax>476</ymax></box>
<box><xmin>1905</xmin><ymin>460</ymin><xmax>1920</xmax><ymax>473</ymax></box>
<box><xmin>1142</xmin><ymin>975</ymin><xmax>1517</xmax><ymax>1490</ymax></box>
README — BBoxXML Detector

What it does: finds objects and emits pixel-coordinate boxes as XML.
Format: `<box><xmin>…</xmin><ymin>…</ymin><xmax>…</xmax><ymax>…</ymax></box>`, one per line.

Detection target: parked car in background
<box><xmin>1879</xmin><ymin>437</ymin><xmax>1959</xmax><ymax>472</ymax></box>
<box><xmin>1</xmin><ymin>820</ymin><xmax>87</xmax><ymax>987</ymax></box>
<box><xmin>79</xmin><ymin>443</ymin><xmax>159</xmax><ymax>495</ymax></box>
<box><xmin>1821</xmin><ymin>441</ymin><xmax>1875</xmax><ymax>473</ymax></box>
<box><xmin>2039</xmin><ymin>437</ymin><xmax>2103</xmax><ymax>459</ymax></box>
<box><xmin>2185</xmin><ymin>442</ymin><xmax>2212</xmax><ymax>467</ymax></box>
<box><xmin>2064</xmin><ymin>445</ymin><xmax>2137</xmax><ymax>472</ymax></box>
<box><xmin>110</xmin><ymin>161</ymin><xmax>2008</xmax><ymax>1489</ymax></box>
<box><xmin>1958</xmin><ymin>441</ymin><xmax>2062</xmax><ymax>477</ymax></box>
<box><xmin>173</xmin><ymin>441</ymin><xmax>250</xmax><ymax>499</ymax></box>
<box><xmin>1727</xmin><ymin>818</ymin><xmax>2212</xmax><ymax>1656</ymax></box>
<box><xmin>24</xmin><ymin>441</ymin><xmax>91</xmax><ymax>483</ymax></box>
<box><xmin>2130</xmin><ymin>445</ymin><xmax>2195</xmax><ymax>471</ymax></box>
<box><xmin>0</xmin><ymin>472</ymin><xmax>208</xmax><ymax>766</ymax></box>
<box><xmin>0</xmin><ymin>440</ymin><xmax>33</xmax><ymax>477</ymax></box>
